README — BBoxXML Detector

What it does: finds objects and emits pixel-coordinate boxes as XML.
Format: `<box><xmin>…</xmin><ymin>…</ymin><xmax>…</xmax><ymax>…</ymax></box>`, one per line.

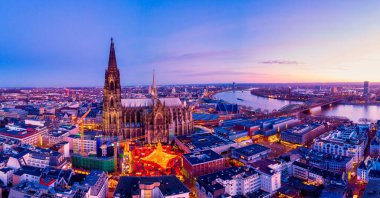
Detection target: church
<box><xmin>102</xmin><ymin>39</ymin><xmax>193</xmax><ymax>144</ymax></box>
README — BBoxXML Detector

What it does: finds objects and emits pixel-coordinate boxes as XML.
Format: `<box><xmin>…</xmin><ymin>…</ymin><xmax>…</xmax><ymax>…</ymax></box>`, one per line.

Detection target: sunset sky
<box><xmin>1</xmin><ymin>0</ymin><xmax>380</xmax><ymax>87</ymax></box>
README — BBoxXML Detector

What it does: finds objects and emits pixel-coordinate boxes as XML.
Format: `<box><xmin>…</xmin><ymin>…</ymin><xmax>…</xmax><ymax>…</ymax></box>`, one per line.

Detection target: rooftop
<box><xmin>50</xmin><ymin>141</ymin><xmax>69</xmax><ymax>150</ymax></box>
<box><xmin>221</xmin><ymin>118</ymin><xmax>257</xmax><ymax>128</ymax></box>
<box><xmin>291</xmin><ymin>147</ymin><xmax>353</xmax><ymax>164</ymax></box>
<box><xmin>49</xmin><ymin>129</ymin><xmax>70</xmax><ymax>137</ymax></box>
<box><xmin>0</xmin><ymin>125</ymin><xmax>38</xmax><ymax>139</ymax></box>
<box><xmin>11</xmin><ymin>181</ymin><xmax>48</xmax><ymax>197</ymax></box>
<box><xmin>293</xmin><ymin>161</ymin><xmax>344</xmax><ymax>184</ymax></box>
<box><xmin>197</xmin><ymin>166</ymin><xmax>258</xmax><ymax>194</ymax></box>
<box><xmin>176</xmin><ymin>132</ymin><xmax>235</xmax><ymax>152</ymax></box>
<box><xmin>192</xmin><ymin>113</ymin><xmax>219</xmax><ymax>121</ymax></box>
<box><xmin>114</xmin><ymin>176</ymin><xmax>190</xmax><ymax>197</ymax></box>
<box><xmin>84</xmin><ymin>170</ymin><xmax>106</xmax><ymax>186</ymax></box>
<box><xmin>121</xmin><ymin>98</ymin><xmax>182</xmax><ymax>108</ymax></box>
<box><xmin>250</xmin><ymin>159</ymin><xmax>280</xmax><ymax>175</ymax></box>
<box><xmin>315</xmin><ymin>125</ymin><xmax>368</xmax><ymax>146</ymax></box>
<box><xmin>14</xmin><ymin>165</ymin><xmax>43</xmax><ymax>177</ymax></box>
<box><xmin>281</xmin><ymin>123</ymin><xmax>322</xmax><ymax>135</ymax></box>
<box><xmin>233</xmin><ymin>143</ymin><xmax>270</xmax><ymax>157</ymax></box>
<box><xmin>183</xmin><ymin>149</ymin><xmax>224</xmax><ymax>165</ymax></box>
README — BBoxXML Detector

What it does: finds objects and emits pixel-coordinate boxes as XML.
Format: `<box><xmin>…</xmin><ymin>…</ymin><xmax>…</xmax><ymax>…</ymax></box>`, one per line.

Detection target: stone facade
<box><xmin>102</xmin><ymin>39</ymin><xmax>193</xmax><ymax>144</ymax></box>
<box><xmin>102</xmin><ymin>38</ymin><xmax>123</xmax><ymax>137</ymax></box>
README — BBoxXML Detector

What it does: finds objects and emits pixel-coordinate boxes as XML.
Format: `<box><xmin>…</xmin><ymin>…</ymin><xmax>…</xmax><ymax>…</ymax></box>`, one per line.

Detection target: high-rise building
<box><xmin>364</xmin><ymin>81</ymin><xmax>369</xmax><ymax>103</ymax></box>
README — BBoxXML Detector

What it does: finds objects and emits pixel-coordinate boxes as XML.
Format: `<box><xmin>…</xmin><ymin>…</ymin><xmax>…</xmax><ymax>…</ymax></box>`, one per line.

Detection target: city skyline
<box><xmin>1</xmin><ymin>1</ymin><xmax>380</xmax><ymax>87</ymax></box>
<box><xmin>1</xmin><ymin>2</ymin><xmax>380</xmax><ymax>197</ymax></box>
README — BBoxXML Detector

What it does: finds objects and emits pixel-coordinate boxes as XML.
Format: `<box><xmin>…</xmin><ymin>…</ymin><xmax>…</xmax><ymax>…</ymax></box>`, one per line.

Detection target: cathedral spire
<box><xmin>108</xmin><ymin>37</ymin><xmax>117</xmax><ymax>69</ymax></box>
<box><xmin>103</xmin><ymin>38</ymin><xmax>122</xmax><ymax>137</ymax></box>
<box><xmin>151</xmin><ymin>70</ymin><xmax>158</xmax><ymax>99</ymax></box>
<box><xmin>153</xmin><ymin>69</ymin><xmax>156</xmax><ymax>89</ymax></box>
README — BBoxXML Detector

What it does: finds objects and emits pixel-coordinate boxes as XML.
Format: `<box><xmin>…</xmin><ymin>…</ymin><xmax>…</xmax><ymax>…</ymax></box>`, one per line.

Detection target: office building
<box><xmin>216</xmin><ymin>117</ymin><xmax>300</xmax><ymax>138</ymax></box>
<box><xmin>196</xmin><ymin>166</ymin><xmax>270</xmax><ymax>198</ymax></box>
<box><xmin>12</xmin><ymin>166</ymin><xmax>43</xmax><ymax>186</ymax></box>
<box><xmin>250</xmin><ymin>159</ymin><xmax>282</xmax><ymax>194</ymax></box>
<box><xmin>175</xmin><ymin>132</ymin><xmax>237</xmax><ymax>155</ymax></box>
<box><xmin>280</xmin><ymin>123</ymin><xmax>324</xmax><ymax>145</ymax></box>
<box><xmin>292</xmin><ymin>161</ymin><xmax>345</xmax><ymax>186</ymax></box>
<box><xmin>232</xmin><ymin>143</ymin><xmax>270</xmax><ymax>164</ymax></box>
<box><xmin>7</xmin><ymin>147</ymin><xmax>66</xmax><ymax>170</ymax></box>
<box><xmin>196</xmin><ymin>166</ymin><xmax>261</xmax><ymax>197</ymax></box>
<box><xmin>113</xmin><ymin>176</ymin><xmax>190</xmax><ymax>198</ymax></box>
<box><xmin>83</xmin><ymin>170</ymin><xmax>108</xmax><ymax>198</ymax></box>
<box><xmin>215</xmin><ymin>118</ymin><xmax>260</xmax><ymax>141</ymax></box>
<box><xmin>364</xmin><ymin>81</ymin><xmax>369</xmax><ymax>103</ymax></box>
<box><xmin>0</xmin><ymin>124</ymin><xmax>48</xmax><ymax>145</ymax></box>
<box><xmin>183</xmin><ymin>149</ymin><xmax>226</xmax><ymax>179</ymax></box>
<box><xmin>290</xmin><ymin>147</ymin><xmax>354</xmax><ymax>173</ymax></box>
<box><xmin>313</xmin><ymin>125</ymin><xmax>369</xmax><ymax>163</ymax></box>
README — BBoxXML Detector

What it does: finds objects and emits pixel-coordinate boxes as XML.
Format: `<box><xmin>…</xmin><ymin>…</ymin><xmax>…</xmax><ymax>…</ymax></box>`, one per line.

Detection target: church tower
<box><xmin>150</xmin><ymin>70</ymin><xmax>158</xmax><ymax>99</ymax></box>
<box><xmin>102</xmin><ymin>38</ymin><xmax>122</xmax><ymax>137</ymax></box>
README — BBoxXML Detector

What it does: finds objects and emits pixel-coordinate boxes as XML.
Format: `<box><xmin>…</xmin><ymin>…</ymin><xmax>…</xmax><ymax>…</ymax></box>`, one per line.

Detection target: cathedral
<box><xmin>102</xmin><ymin>39</ymin><xmax>193</xmax><ymax>144</ymax></box>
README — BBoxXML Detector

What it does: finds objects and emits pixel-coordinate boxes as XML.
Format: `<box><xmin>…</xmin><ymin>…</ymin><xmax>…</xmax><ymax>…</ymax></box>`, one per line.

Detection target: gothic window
<box><xmin>110</xmin><ymin>98</ymin><xmax>114</xmax><ymax>108</ymax></box>
<box><xmin>110</xmin><ymin>81</ymin><xmax>115</xmax><ymax>91</ymax></box>
<box><xmin>155</xmin><ymin>113</ymin><xmax>164</xmax><ymax>140</ymax></box>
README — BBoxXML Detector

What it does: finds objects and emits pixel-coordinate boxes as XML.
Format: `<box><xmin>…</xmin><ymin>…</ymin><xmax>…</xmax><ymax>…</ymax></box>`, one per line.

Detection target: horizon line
<box><xmin>1</xmin><ymin>81</ymin><xmax>378</xmax><ymax>89</ymax></box>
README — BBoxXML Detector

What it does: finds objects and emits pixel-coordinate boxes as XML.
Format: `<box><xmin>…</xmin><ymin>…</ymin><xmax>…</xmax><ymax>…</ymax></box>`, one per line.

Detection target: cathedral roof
<box><xmin>121</xmin><ymin>98</ymin><xmax>182</xmax><ymax>108</ymax></box>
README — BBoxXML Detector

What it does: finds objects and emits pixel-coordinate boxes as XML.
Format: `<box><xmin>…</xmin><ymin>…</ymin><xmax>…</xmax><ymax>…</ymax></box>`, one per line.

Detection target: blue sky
<box><xmin>1</xmin><ymin>1</ymin><xmax>380</xmax><ymax>87</ymax></box>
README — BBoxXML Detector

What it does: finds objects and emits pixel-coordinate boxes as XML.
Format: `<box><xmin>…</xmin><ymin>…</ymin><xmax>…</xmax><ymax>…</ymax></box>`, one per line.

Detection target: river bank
<box><xmin>249</xmin><ymin>92</ymin><xmax>307</xmax><ymax>103</ymax></box>
<box><xmin>215</xmin><ymin>90</ymin><xmax>380</xmax><ymax>123</ymax></box>
<box><xmin>340</xmin><ymin>102</ymin><xmax>380</xmax><ymax>106</ymax></box>
<box><xmin>214</xmin><ymin>90</ymin><xmax>302</xmax><ymax>112</ymax></box>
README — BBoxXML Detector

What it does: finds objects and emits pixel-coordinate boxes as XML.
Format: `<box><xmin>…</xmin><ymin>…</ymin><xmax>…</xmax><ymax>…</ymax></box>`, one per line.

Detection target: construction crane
<box><xmin>76</xmin><ymin>108</ymin><xmax>92</xmax><ymax>155</ymax></box>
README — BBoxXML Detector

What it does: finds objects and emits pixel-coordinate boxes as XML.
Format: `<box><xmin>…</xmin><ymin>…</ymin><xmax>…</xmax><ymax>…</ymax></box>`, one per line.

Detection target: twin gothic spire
<box><xmin>107</xmin><ymin>38</ymin><xmax>157</xmax><ymax>97</ymax></box>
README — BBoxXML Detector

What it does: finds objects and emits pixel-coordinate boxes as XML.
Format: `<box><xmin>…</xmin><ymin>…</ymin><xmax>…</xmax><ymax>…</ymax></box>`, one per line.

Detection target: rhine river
<box><xmin>214</xmin><ymin>90</ymin><xmax>380</xmax><ymax>123</ymax></box>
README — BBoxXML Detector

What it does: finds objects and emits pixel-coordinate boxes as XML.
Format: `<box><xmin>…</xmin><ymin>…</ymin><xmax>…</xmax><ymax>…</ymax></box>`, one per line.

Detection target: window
<box><xmin>110</xmin><ymin>99</ymin><xmax>114</xmax><ymax>108</ymax></box>
<box><xmin>110</xmin><ymin>81</ymin><xmax>115</xmax><ymax>91</ymax></box>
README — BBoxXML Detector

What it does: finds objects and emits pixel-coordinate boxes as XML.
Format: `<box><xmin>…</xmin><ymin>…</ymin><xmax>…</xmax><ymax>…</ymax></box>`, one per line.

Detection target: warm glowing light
<box><xmin>236</xmin><ymin>136</ymin><xmax>251</xmax><ymax>142</ymax></box>
<box><xmin>268</xmin><ymin>135</ymin><xmax>280</xmax><ymax>143</ymax></box>
<box><xmin>130</xmin><ymin>142</ymin><xmax>183</xmax><ymax>177</ymax></box>
<box><xmin>141</xmin><ymin>142</ymin><xmax>178</xmax><ymax>169</ymax></box>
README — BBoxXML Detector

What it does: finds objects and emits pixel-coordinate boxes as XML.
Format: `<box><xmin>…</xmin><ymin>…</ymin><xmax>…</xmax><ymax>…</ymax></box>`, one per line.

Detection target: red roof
<box><xmin>40</xmin><ymin>178</ymin><xmax>56</xmax><ymax>186</ymax></box>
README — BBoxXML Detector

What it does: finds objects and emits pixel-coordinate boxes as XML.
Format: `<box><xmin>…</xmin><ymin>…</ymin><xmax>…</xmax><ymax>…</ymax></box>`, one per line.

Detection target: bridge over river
<box><xmin>278</xmin><ymin>97</ymin><xmax>344</xmax><ymax>114</ymax></box>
